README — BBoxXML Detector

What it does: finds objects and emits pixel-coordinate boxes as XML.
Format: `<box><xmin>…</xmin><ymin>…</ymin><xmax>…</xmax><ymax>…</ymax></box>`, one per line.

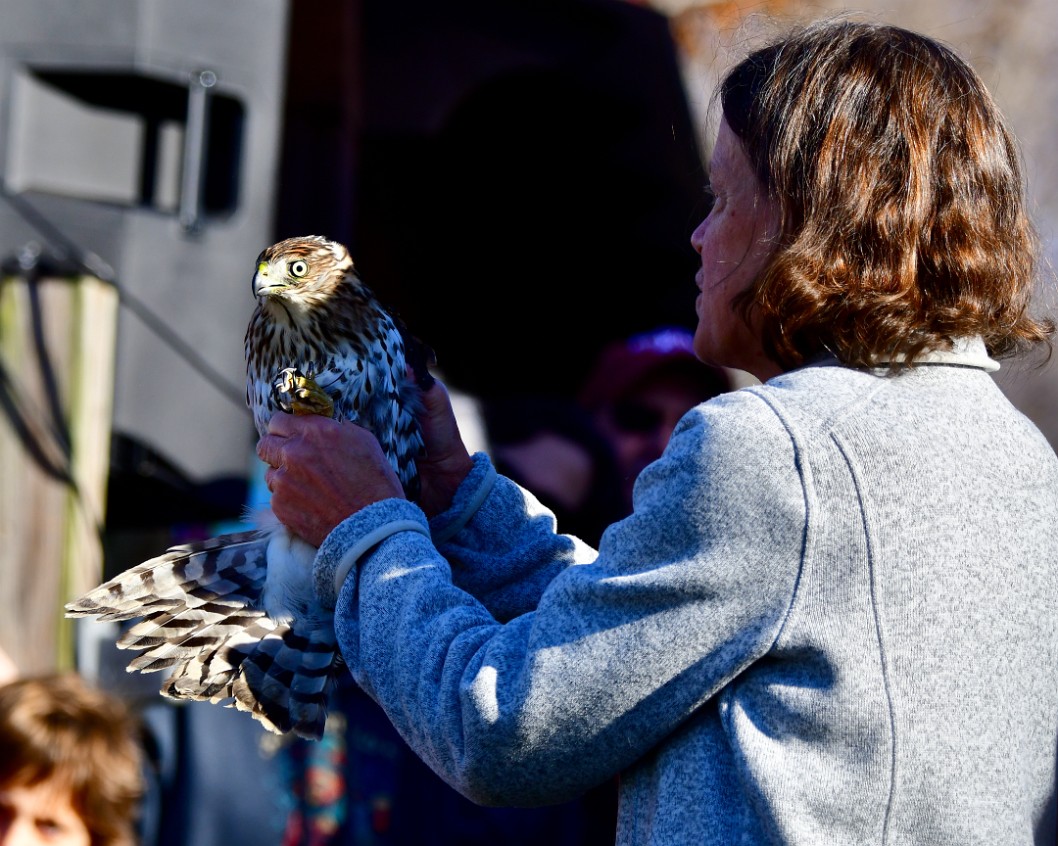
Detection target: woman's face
<box><xmin>690</xmin><ymin>118</ymin><xmax>783</xmax><ymax>381</ymax></box>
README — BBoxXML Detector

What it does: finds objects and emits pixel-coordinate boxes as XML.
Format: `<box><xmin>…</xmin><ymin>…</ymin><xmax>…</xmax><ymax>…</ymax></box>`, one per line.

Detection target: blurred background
<box><xmin>2</xmin><ymin>0</ymin><xmax>1056</xmax><ymax>678</ymax></box>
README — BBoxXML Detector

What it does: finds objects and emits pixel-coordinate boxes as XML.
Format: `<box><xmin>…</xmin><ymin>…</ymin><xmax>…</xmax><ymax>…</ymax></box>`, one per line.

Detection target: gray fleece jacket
<box><xmin>315</xmin><ymin>342</ymin><xmax>1058</xmax><ymax>845</ymax></box>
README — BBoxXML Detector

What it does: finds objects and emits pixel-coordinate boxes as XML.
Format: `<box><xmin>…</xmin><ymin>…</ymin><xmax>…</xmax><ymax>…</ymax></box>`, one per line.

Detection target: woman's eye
<box><xmin>289</xmin><ymin>260</ymin><xmax>308</xmax><ymax>278</ymax></box>
<box><xmin>704</xmin><ymin>185</ymin><xmax>726</xmax><ymax>213</ymax></box>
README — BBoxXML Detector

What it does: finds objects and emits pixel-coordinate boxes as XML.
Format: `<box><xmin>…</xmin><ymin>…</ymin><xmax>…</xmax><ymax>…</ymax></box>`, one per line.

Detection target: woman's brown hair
<box><xmin>0</xmin><ymin>673</ymin><xmax>144</xmax><ymax>846</ymax></box>
<box><xmin>720</xmin><ymin>19</ymin><xmax>1053</xmax><ymax>370</ymax></box>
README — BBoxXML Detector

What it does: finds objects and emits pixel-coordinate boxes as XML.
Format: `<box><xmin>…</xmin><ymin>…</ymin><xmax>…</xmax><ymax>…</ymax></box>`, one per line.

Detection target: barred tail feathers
<box><xmin>65</xmin><ymin>528</ymin><xmax>339</xmax><ymax>740</ymax></box>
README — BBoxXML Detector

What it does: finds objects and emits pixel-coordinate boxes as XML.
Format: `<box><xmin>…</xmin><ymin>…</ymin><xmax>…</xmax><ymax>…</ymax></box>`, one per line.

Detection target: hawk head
<box><xmin>252</xmin><ymin>235</ymin><xmax>356</xmax><ymax>315</ymax></box>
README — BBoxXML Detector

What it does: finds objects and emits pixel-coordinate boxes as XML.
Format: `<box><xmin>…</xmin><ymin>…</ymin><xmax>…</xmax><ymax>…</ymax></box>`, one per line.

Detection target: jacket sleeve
<box><xmin>318</xmin><ymin>389</ymin><xmax>808</xmax><ymax>807</ymax></box>
<box><xmin>432</xmin><ymin>452</ymin><xmax>599</xmax><ymax>620</ymax></box>
<box><xmin>313</xmin><ymin>451</ymin><xmax>597</xmax><ymax>621</ymax></box>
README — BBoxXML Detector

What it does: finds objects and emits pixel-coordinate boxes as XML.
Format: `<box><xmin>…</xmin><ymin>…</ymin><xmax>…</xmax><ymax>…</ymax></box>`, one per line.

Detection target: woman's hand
<box><xmin>255</xmin><ymin>377</ymin><xmax>474</xmax><ymax>545</ymax></box>
<box><xmin>415</xmin><ymin>379</ymin><xmax>475</xmax><ymax>518</ymax></box>
<box><xmin>257</xmin><ymin>414</ymin><xmax>403</xmax><ymax>547</ymax></box>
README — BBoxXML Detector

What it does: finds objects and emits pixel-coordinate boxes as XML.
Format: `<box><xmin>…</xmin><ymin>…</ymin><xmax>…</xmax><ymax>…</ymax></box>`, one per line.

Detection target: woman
<box><xmin>258</xmin><ymin>20</ymin><xmax>1058</xmax><ymax>844</ymax></box>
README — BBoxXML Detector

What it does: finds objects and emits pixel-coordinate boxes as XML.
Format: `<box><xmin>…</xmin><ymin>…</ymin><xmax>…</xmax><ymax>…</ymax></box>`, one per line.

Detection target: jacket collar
<box><xmin>906</xmin><ymin>335</ymin><xmax>999</xmax><ymax>372</ymax></box>
<box><xmin>802</xmin><ymin>336</ymin><xmax>999</xmax><ymax>373</ymax></box>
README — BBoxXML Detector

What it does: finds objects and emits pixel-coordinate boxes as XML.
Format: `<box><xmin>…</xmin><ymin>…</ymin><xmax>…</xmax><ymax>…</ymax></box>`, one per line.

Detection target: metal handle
<box><xmin>179</xmin><ymin>69</ymin><xmax>217</xmax><ymax>234</ymax></box>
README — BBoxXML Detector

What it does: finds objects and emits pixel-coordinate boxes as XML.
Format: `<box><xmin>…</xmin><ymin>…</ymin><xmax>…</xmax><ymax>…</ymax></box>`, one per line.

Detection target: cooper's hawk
<box><xmin>66</xmin><ymin>235</ymin><xmax>428</xmax><ymax>740</ymax></box>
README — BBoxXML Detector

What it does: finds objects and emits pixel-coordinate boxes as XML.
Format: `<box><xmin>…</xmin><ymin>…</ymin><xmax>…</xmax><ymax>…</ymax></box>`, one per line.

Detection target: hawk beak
<box><xmin>253</xmin><ymin>263</ymin><xmax>286</xmax><ymax>298</ymax></box>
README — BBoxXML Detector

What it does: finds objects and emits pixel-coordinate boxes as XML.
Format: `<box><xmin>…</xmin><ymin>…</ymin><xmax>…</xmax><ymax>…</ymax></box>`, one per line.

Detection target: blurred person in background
<box><xmin>0</xmin><ymin>673</ymin><xmax>144</xmax><ymax>846</ymax></box>
<box><xmin>483</xmin><ymin>395</ymin><xmax>626</xmax><ymax>547</ymax></box>
<box><xmin>578</xmin><ymin>327</ymin><xmax>732</xmax><ymax>513</ymax></box>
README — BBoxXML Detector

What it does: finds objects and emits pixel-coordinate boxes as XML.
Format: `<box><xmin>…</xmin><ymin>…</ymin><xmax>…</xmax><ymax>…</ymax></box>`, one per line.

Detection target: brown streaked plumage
<box><xmin>66</xmin><ymin>235</ymin><xmax>428</xmax><ymax>740</ymax></box>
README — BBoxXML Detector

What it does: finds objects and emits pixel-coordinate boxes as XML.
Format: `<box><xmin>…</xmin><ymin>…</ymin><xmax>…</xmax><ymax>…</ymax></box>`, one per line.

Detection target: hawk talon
<box><xmin>272</xmin><ymin>367</ymin><xmax>335</xmax><ymax>417</ymax></box>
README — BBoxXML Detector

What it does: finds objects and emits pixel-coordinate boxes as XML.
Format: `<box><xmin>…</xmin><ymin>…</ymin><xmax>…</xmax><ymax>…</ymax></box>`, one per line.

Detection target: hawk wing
<box><xmin>66</xmin><ymin>528</ymin><xmax>339</xmax><ymax>740</ymax></box>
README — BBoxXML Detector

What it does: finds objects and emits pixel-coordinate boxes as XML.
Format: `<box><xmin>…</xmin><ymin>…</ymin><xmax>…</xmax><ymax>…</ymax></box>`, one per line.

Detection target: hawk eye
<box><xmin>289</xmin><ymin>259</ymin><xmax>309</xmax><ymax>278</ymax></box>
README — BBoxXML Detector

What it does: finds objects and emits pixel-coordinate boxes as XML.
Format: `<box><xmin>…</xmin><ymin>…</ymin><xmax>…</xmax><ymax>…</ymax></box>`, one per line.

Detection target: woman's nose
<box><xmin>690</xmin><ymin>219</ymin><xmax>706</xmax><ymax>254</ymax></box>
